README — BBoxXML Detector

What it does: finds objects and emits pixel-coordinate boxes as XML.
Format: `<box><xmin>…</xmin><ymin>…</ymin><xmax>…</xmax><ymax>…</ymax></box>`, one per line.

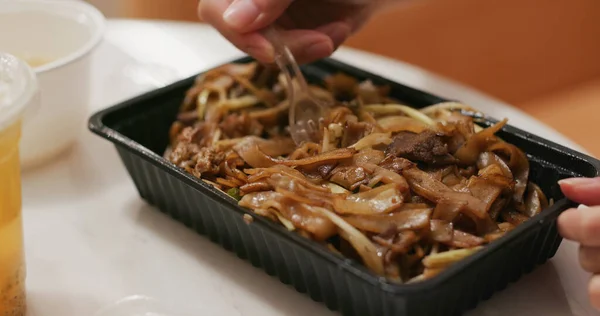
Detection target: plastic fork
<box><xmin>262</xmin><ymin>26</ymin><xmax>332</xmax><ymax>145</ymax></box>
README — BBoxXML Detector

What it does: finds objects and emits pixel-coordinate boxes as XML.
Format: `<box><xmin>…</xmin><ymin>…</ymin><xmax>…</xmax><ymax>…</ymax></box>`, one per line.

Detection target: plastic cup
<box><xmin>0</xmin><ymin>52</ymin><xmax>38</xmax><ymax>316</ymax></box>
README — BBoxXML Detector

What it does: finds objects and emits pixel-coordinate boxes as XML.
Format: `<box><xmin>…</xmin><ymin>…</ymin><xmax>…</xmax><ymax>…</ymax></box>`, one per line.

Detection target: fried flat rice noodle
<box><xmin>166</xmin><ymin>62</ymin><xmax>549</xmax><ymax>282</ymax></box>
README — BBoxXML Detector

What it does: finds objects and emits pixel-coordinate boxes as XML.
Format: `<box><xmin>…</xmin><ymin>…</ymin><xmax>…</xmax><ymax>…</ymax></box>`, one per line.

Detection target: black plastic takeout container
<box><xmin>89</xmin><ymin>56</ymin><xmax>600</xmax><ymax>316</ymax></box>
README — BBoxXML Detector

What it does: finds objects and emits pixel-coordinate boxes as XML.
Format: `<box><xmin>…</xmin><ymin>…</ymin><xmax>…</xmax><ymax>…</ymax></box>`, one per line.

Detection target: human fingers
<box><xmin>200</xmin><ymin>0</ymin><xmax>352</xmax><ymax>63</ymax></box>
<box><xmin>316</xmin><ymin>21</ymin><xmax>352</xmax><ymax>51</ymax></box>
<box><xmin>199</xmin><ymin>0</ymin><xmax>274</xmax><ymax>62</ymax></box>
<box><xmin>579</xmin><ymin>245</ymin><xmax>600</xmax><ymax>274</ymax></box>
<box><xmin>274</xmin><ymin>29</ymin><xmax>334</xmax><ymax>64</ymax></box>
<box><xmin>557</xmin><ymin>206</ymin><xmax>600</xmax><ymax>246</ymax></box>
<box><xmin>590</xmin><ymin>275</ymin><xmax>600</xmax><ymax>310</ymax></box>
<box><xmin>559</xmin><ymin>177</ymin><xmax>600</xmax><ymax>206</ymax></box>
<box><xmin>222</xmin><ymin>0</ymin><xmax>294</xmax><ymax>32</ymax></box>
<box><xmin>272</xmin><ymin>22</ymin><xmax>352</xmax><ymax>64</ymax></box>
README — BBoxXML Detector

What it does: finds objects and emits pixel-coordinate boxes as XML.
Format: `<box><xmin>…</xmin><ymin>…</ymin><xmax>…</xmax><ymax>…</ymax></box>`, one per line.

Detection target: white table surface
<box><xmin>22</xmin><ymin>19</ymin><xmax>599</xmax><ymax>316</ymax></box>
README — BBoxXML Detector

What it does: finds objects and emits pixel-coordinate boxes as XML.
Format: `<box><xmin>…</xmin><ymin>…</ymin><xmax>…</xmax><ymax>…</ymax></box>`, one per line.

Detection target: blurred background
<box><xmin>86</xmin><ymin>0</ymin><xmax>600</xmax><ymax>156</ymax></box>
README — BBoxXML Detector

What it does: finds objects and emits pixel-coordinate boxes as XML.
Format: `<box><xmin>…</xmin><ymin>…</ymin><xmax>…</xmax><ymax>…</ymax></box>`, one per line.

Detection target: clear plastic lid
<box><xmin>0</xmin><ymin>52</ymin><xmax>38</xmax><ymax>131</ymax></box>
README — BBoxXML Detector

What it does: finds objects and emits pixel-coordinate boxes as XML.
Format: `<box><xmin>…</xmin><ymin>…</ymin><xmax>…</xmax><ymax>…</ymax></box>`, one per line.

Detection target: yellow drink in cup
<box><xmin>0</xmin><ymin>121</ymin><xmax>26</xmax><ymax>315</ymax></box>
<box><xmin>0</xmin><ymin>52</ymin><xmax>38</xmax><ymax>316</ymax></box>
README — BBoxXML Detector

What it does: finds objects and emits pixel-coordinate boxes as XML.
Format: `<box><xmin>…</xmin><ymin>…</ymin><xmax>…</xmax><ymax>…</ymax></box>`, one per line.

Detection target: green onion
<box><xmin>227</xmin><ymin>188</ymin><xmax>242</xmax><ymax>201</ymax></box>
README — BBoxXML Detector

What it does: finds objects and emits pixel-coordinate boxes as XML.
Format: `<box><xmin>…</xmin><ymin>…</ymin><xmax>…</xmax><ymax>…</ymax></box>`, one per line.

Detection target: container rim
<box><xmin>88</xmin><ymin>56</ymin><xmax>600</xmax><ymax>295</ymax></box>
<box><xmin>0</xmin><ymin>0</ymin><xmax>107</xmax><ymax>74</ymax></box>
<box><xmin>0</xmin><ymin>52</ymin><xmax>38</xmax><ymax>131</ymax></box>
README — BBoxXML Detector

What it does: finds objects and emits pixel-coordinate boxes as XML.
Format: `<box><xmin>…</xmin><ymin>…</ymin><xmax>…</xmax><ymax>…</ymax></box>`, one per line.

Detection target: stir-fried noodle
<box><xmin>165</xmin><ymin>62</ymin><xmax>549</xmax><ymax>283</ymax></box>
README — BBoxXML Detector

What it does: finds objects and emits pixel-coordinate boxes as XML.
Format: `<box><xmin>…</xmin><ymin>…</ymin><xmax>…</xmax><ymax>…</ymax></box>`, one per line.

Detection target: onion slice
<box><xmin>333</xmin><ymin>183</ymin><xmax>404</xmax><ymax>215</ymax></box>
<box><xmin>364</xmin><ymin>104</ymin><xmax>435</xmax><ymax>126</ymax></box>
<box><xmin>308</xmin><ymin>205</ymin><xmax>385</xmax><ymax>276</ymax></box>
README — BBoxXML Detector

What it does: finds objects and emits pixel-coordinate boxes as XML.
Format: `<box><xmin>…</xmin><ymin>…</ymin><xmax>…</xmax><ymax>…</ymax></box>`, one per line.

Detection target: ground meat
<box><xmin>385</xmin><ymin>130</ymin><xmax>456</xmax><ymax>165</ymax></box>
<box><xmin>168</xmin><ymin>125</ymin><xmax>205</xmax><ymax>165</ymax></box>
<box><xmin>169</xmin><ymin>120</ymin><xmax>228</xmax><ymax>166</ymax></box>
<box><xmin>180</xmin><ymin>125</ymin><xmax>205</xmax><ymax>144</ymax></box>
<box><xmin>169</xmin><ymin>141</ymin><xmax>199</xmax><ymax>166</ymax></box>
<box><xmin>193</xmin><ymin>147</ymin><xmax>225</xmax><ymax>177</ymax></box>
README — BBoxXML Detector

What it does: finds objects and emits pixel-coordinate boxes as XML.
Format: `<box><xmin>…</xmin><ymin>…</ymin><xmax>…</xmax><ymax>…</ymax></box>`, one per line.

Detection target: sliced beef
<box><xmin>385</xmin><ymin>130</ymin><xmax>456</xmax><ymax>165</ymax></box>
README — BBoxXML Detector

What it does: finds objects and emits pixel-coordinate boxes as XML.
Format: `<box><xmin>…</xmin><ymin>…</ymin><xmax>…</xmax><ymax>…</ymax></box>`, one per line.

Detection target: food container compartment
<box><xmin>88</xmin><ymin>56</ymin><xmax>600</xmax><ymax>316</ymax></box>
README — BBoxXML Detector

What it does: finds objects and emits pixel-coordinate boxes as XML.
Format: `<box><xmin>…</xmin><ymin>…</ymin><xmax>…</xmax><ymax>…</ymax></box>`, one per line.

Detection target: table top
<box><xmin>22</xmin><ymin>19</ymin><xmax>599</xmax><ymax>316</ymax></box>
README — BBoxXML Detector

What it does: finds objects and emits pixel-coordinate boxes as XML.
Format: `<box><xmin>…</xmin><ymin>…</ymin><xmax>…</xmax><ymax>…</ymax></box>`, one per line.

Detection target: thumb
<box><xmin>559</xmin><ymin>177</ymin><xmax>600</xmax><ymax>206</ymax></box>
<box><xmin>223</xmin><ymin>0</ymin><xmax>294</xmax><ymax>32</ymax></box>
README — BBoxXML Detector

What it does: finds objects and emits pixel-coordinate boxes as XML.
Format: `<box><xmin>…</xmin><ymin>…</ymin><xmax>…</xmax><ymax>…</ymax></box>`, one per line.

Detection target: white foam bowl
<box><xmin>0</xmin><ymin>0</ymin><xmax>105</xmax><ymax>169</ymax></box>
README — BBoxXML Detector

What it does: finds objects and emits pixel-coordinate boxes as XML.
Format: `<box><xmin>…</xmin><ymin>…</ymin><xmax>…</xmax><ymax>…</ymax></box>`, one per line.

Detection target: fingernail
<box><xmin>559</xmin><ymin>177</ymin><xmax>600</xmax><ymax>187</ymax></box>
<box><xmin>303</xmin><ymin>41</ymin><xmax>333</xmax><ymax>60</ymax></box>
<box><xmin>223</xmin><ymin>0</ymin><xmax>260</xmax><ymax>30</ymax></box>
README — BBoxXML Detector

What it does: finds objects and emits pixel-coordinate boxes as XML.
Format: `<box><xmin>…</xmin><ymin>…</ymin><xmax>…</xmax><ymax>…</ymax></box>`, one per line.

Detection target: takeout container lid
<box><xmin>0</xmin><ymin>52</ymin><xmax>38</xmax><ymax>131</ymax></box>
